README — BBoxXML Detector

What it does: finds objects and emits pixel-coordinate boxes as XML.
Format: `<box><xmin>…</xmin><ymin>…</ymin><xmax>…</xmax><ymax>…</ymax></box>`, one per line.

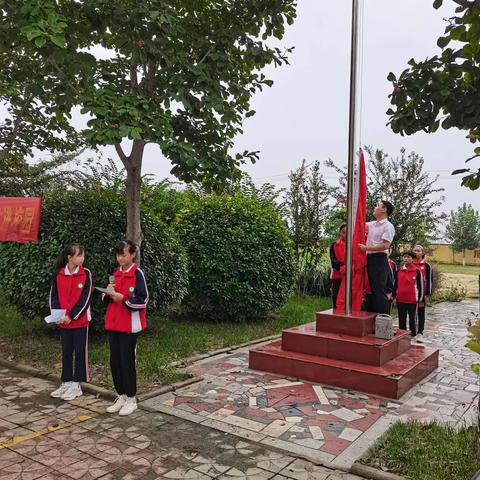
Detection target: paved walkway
<box><xmin>144</xmin><ymin>300</ymin><xmax>480</xmax><ymax>470</ymax></box>
<box><xmin>1</xmin><ymin>300</ymin><xmax>478</xmax><ymax>479</ymax></box>
<box><xmin>0</xmin><ymin>368</ymin><xmax>363</xmax><ymax>479</ymax></box>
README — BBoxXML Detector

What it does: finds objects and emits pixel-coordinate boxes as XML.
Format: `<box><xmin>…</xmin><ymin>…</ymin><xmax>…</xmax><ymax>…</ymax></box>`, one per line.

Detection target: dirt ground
<box><xmin>442</xmin><ymin>273</ymin><xmax>480</xmax><ymax>298</ymax></box>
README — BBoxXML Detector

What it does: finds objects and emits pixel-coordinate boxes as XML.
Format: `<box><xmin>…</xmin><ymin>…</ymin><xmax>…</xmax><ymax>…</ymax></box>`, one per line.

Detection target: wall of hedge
<box><xmin>177</xmin><ymin>194</ymin><xmax>296</xmax><ymax>322</ymax></box>
<box><xmin>0</xmin><ymin>189</ymin><xmax>188</xmax><ymax>329</ymax></box>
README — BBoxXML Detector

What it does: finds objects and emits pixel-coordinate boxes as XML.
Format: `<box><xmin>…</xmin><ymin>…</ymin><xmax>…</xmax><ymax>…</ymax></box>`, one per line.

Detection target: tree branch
<box><xmin>452</xmin><ymin>0</ymin><xmax>480</xmax><ymax>13</ymax></box>
<box><xmin>115</xmin><ymin>143</ymin><xmax>130</xmax><ymax>168</ymax></box>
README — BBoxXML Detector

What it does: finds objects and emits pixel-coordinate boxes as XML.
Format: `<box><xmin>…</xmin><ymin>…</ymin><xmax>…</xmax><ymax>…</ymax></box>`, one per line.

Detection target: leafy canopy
<box><xmin>326</xmin><ymin>147</ymin><xmax>446</xmax><ymax>260</ymax></box>
<box><xmin>386</xmin><ymin>0</ymin><xmax>480</xmax><ymax>189</ymax></box>
<box><xmin>0</xmin><ymin>0</ymin><xmax>296</xmax><ymax>183</ymax></box>
<box><xmin>445</xmin><ymin>202</ymin><xmax>480</xmax><ymax>252</ymax></box>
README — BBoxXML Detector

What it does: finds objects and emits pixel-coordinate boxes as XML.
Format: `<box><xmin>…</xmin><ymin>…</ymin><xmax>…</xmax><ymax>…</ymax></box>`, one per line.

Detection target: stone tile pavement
<box><xmin>143</xmin><ymin>300</ymin><xmax>480</xmax><ymax>470</ymax></box>
<box><xmin>0</xmin><ymin>368</ymin><xmax>364</xmax><ymax>479</ymax></box>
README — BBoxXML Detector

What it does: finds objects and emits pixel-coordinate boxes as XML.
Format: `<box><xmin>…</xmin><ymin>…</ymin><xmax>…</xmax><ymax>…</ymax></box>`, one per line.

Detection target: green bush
<box><xmin>295</xmin><ymin>250</ymin><xmax>331</xmax><ymax>297</ymax></box>
<box><xmin>0</xmin><ymin>189</ymin><xmax>188</xmax><ymax>330</ymax></box>
<box><xmin>177</xmin><ymin>194</ymin><xmax>295</xmax><ymax>322</ymax></box>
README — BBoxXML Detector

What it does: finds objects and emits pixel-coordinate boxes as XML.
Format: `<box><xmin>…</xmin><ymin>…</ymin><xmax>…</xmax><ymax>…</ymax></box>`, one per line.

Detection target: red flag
<box><xmin>0</xmin><ymin>197</ymin><xmax>42</xmax><ymax>243</ymax></box>
<box><xmin>336</xmin><ymin>151</ymin><xmax>366</xmax><ymax>311</ymax></box>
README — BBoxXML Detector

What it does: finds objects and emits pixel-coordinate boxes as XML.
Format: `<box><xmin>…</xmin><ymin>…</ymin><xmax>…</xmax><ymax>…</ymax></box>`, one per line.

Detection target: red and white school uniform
<box><xmin>49</xmin><ymin>265</ymin><xmax>92</xmax><ymax>382</ymax></box>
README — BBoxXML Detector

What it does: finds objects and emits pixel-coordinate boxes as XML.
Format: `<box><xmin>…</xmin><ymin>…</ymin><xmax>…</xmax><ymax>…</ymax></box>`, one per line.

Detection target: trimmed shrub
<box><xmin>0</xmin><ymin>189</ymin><xmax>188</xmax><ymax>329</ymax></box>
<box><xmin>177</xmin><ymin>194</ymin><xmax>295</xmax><ymax>322</ymax></box>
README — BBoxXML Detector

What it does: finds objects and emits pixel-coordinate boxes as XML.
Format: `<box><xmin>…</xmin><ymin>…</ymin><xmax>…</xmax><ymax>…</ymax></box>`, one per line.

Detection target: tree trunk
<box><xmin>115</xmin><ymin>140</ymin><xmax>146</xmax><ymax>263</ymax></box>
<box><xmin>463</xmin><ymin>249</ymin><xmax>466</xmax><ymax>266</ymax></box>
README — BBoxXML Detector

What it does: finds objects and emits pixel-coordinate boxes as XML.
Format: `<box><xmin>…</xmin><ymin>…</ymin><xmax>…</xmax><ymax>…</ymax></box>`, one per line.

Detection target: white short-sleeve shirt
<box><xmin>366</xmin><ymin>218</ymin><xmax>395</xmax><ymax>254</ymax></box>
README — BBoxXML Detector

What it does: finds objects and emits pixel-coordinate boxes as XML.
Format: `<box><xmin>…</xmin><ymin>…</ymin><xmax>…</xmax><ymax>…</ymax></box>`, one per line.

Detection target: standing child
<box><xmin>412</xmin><ymin>244</ymin><xmax>432</xmax><ymax>343</ymax></box>
<box><xmin>329</xmin><ymin>223</ymin><xmax>347</xmax><ymax>308</ymax></box>
<box><xmin>49</xmin><ymin>244</ymin><xmax>92</xmax><ymax>400</ymax></box>
<box><xmin>104</xmin><ymin>240</ymin><xmax>148</xmax><ymax>416</ymax></box>
<box><xmin>393</xmin><ymin>251</ymin><xmax>423</xmax><ymax>340</ymax></box>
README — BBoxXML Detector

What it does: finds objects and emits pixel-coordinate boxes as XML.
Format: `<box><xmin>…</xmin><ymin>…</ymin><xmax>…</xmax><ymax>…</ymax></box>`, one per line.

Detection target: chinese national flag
<box><xmin>336</xmin><ymin>151</ymin><xmax>367</xmax><ymax>311</ymax></box>
<box><xmin>0</xmin><ymin>197</ymin><xmax>42</xmax><ymax>243</ymax></box>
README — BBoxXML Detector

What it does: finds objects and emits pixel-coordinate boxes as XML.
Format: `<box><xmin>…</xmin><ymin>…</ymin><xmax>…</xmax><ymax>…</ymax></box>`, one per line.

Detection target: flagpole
<box><xmin>345</xmin><ymin>0</ymin><xmax>361</xmax><ymax>314</ymax></box>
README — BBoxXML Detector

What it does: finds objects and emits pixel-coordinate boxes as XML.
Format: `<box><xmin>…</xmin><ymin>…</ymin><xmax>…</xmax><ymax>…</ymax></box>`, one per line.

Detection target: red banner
<box><xmin>0</xmin><ymin>197</ymin><xmax>42</xmax><ymax>243</ymax></box>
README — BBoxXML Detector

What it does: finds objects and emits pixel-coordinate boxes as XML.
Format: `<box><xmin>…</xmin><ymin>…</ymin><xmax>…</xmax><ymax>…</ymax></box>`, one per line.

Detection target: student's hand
<box><xmin>418</xmin><ymin>301</ymin><xmax>425</xmax><ymax>308</ymax></box>
<box><xmin>110</xmin><ymin>292</ymin><xmax>125</xmax><ymax>303</ymax></box>
<box><xmin>358</xmin><ymin>244</ymin><xmax>367</xmax><ymax>252</ymax></box>
<box><xmin>64</xmin><ymin>316</ymin><xmax>72</xmax><ymax>325</ymax></box>
<box><xmin>385</xmin><ymin>292</ymin><xmax>392</xmax><ymax>300</ymax></box>
<box><xmin>392</xmin><ymin>299</ymin><xmax>397</xmax><ymax>306</ymax></box>
<box><xmin>107</xmin><ymin>283</ymin><xmax>116</xmax><ymax>290</ymax></box>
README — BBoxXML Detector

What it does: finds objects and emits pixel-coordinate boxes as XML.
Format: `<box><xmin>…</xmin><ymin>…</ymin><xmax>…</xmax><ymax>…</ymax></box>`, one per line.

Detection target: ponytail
<box><xmin>53</xmin><ymin>243</ymin><xmax>84</xmax><ymax>271</ymax></box>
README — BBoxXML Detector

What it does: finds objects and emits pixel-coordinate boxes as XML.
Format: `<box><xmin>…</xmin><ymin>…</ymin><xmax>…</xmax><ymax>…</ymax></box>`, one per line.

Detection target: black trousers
<box><xmin>366</xmin><ymin>253</ymin><xmax>390</xmax><ymax>314</ymax></box>
<box><xmin>417</xmin><ymin>306</ymin><xmax>426</xmax><ymax>334</ymax></box>
<box><xmin>331</xmin><ymin>279</ymin><xmax>342</xmax><ymax>308</ymax></box>
<box><xmin>397</xmin><ymin>302</ymin><xmax>417</xmax><ymax>336</ymax></box>
<box><xmin>108</xmin><ymin>331</ymin><xmax>139</xmax><ymax>398</ymax></box>
<box><xmin>59</xmin><ymin>326</ymin><xmax>89</xmax><ymax>383</ymax></box>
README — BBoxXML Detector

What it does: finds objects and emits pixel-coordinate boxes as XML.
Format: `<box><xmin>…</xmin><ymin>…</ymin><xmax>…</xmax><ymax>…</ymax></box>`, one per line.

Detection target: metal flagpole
<box><xmin>345</xmin><ymin>0</ymin><xmax>361</xmax><ymax>314</ymax></box>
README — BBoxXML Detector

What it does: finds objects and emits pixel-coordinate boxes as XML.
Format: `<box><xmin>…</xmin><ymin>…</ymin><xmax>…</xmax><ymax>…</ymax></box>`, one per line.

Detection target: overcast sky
<box><xmin>104</xmin><ymin>0</ymin><xmax>476</xmax><ymax>215</ymax></box>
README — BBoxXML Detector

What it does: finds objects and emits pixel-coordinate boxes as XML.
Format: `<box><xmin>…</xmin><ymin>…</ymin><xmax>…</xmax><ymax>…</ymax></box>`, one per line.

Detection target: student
<box><xmin>49</xmin><ymin>244</ymin><xmax>92</xmax><ymax>400</ymax></box>
<box><xmin>386</xmin><ymin>252</ymin><xmax>397</xmax><ymax>313</ymax></box>
<box><xmin>329</xmin><ymin>223</ymin><xmax>347</xmax><ymax>308</ymax></box>
<box><xmin>359</xmin><ymin>200</ymin><xmax>396</xmax><ymax>314</ymax></box>
<box><xmin>412</xmin><ymin>244</ymin><xmax>433</xmax><ymax>343</ymax></box>
<box><xmin>393</xmin><ymin>251</ymin><xmax>423</xmax><ymax>340</ymax></box>
<box><xmin>104</xmin><ymin>240</ymin><xmax>148</xmax><ymax>416</ymax></box>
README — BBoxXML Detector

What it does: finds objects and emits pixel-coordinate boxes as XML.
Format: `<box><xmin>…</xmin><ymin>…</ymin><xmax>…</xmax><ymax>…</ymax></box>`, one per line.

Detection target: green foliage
<box><xmin>295</xmin><ymin>250</ymin><xmax>331</xmax><ymax>297</ymax></box>
<box><xmin>431</xmin><ymin>284</ymin><xmax>467</xmax><ymax>304</ymax></box>
<box><xmin>326</xmin><ymin>147</ymin><xmax>446</xmax><ymax>260</ymax></box>
<box><xmin>177</xmin><ymin>194</ymin><xmax>295</xmax><ymax>322</ymax></box>
<box><xmin>0</xmin><ymin>189</ymin><xmax>188</xmax><ymax>329</ymax></box>
<box><xmin>387</xmin><ymin>1</ymin><xmax>480</xmax><ymax>189</ymax></box>
<box><xmin>323</xmin><ymin>207</ymin><xmax>347</xmax><ymax>245</ymax></box>
<box><xmin>446</xmin><ymin>203</ymin><xmax>480</xmax><ymax>256</ymax></box>
<box><xmin>285</xmin><ymin>160</ymin><xmax>332</xmax><ymax>256</ymax></box>
<box><xmin>1</xmin><ymin>0</ymin><xmax>296</xmax><ymax>184</ymax></box>
<box><xmin>362</xmin><ymin>421</ymin><xmax>480</xmax><ymax>480</ymax></box>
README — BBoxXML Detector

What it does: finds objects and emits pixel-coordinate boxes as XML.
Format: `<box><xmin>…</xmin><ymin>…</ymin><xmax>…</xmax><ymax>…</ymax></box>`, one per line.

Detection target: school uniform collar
<box><xmin>120</xmin><ymin>263</ymin><xmax>135</xmax><ymax>273</ymax></box>
<box><xmin>64</xmin><ymin>265</ymin><xmax>80</xmax><ymax>276</ymax></box>
<box><xmin>374</xmin><ymin>218</ymin><xmax>388</xmax><ymax>225</ymax></box>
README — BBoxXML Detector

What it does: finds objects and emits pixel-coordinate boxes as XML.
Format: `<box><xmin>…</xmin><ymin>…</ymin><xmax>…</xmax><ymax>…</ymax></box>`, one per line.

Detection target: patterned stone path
<box><xmin>144</xmin><ymin>300</ymin><xmax>480</xmax><ymax>470</ymax></box>
<box><xmin>0</xmin><ymin>369</ymin><xmax>363</xmax><ymax>479</ymax></box>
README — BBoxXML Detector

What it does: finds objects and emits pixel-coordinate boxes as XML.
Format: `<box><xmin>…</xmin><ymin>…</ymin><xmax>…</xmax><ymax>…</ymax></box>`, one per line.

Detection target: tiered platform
<box><xmin>249</xmin><ymin>309</ymin><xmax>439</xmax><ymax>399</ymax></box>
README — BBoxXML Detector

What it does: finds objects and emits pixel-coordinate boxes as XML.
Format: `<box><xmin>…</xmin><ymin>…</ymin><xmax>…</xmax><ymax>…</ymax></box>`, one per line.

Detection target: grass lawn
<box><xmin>0</xmin><ymin>295</ymin><xmax>331</xmax><ymax>393</ymax></box>
<box><xmin>435</xmin><ymin>263</ymin><xmax>480</xmax><ymax>276</ymax></box>
<box><xmin>361</xmin><ymin>421</ymin><xmax>480</xmax><ymax>480</ymax></box>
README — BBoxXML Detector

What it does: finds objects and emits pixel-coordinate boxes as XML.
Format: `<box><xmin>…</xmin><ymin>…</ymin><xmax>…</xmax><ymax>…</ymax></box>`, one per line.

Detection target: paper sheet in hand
<box><xmin>44</xmin><ymin>309</ymin><xmax>66</xmax><ymax>324</ymax></box>
<box><xmin>95</xmin><ymin>287</ymin><xmax>115</xmax><ymax>294</ymax></box>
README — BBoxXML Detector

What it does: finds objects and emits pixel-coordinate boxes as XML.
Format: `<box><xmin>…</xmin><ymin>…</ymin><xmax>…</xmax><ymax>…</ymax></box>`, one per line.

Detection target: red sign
<box><xmin>0</xmin><ymin>197</ymin><xmax>42</xmax><ymax>243</ymax></box>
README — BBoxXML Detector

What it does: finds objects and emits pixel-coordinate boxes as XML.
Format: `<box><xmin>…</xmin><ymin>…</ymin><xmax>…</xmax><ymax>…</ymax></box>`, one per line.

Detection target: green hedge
<box><xmin>0</xmin><ymin>189</ymin><xmax>188</xmax><ymax>329</ymax></box>
<box><xmin>177</xmin><ymin>194</ymin><xmax>295</xmax><ymax>322</ymax></box>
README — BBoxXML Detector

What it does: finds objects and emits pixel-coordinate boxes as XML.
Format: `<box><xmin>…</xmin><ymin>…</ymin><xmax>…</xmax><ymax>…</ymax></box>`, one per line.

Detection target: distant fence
<box><xmin>424</xmin><ymin>243</ymin><xmax>480</xmax><ymax>266</ymax></box>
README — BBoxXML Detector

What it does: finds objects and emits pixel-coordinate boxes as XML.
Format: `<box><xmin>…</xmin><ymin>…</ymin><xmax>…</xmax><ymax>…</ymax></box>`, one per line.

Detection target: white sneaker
<box><xmin>50</xmin><ymin>382</ymin><xmax>71</xmax><ymax>398</ymax></box>
<box><xmin>119</xmin><ymin>397</ymin><xmax>137</xmax><ymax>416</ymax></box>
<box><xmin>106</xmin><ymin>395</ymin><xmax>127</xmax><ymax>414</ymax></box>
<box><xmin>60</xmin><ymin>382</ymin><xmax>83</xmax><ymax>401</ymax></box>
<box><xmin>416</xmin><ymin>333</ymin><xmax>424</xmax><ymax>343</ymax></box>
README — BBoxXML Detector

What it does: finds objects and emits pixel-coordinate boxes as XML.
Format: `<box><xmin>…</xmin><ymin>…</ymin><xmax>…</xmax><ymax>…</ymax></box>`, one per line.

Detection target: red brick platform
<box><xmin>249</xmin><ymin>309</ymin><xmax>439</xmax><ymax>399</ymax></box>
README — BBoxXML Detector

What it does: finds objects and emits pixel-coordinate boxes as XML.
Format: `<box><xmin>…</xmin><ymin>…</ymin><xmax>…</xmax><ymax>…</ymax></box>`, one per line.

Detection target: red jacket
<box><xmin>413</xmin><ymin>258</ymin><xmax>432</xmax><ymax>297</ymax></box>
<box><xmin>330</xmin><ymin>239</ymin><xmax>346</xmax><ymax>280</ymax></box>
<box><xmin>394</xmin><ymin>264</ymin><xmax>423</xmax><ymax>304</ymax></box>
<box><xmin>49</xmin><ymin>265</ymin><xmax>92</xmax><ymax>329</ymax></box>
<box><xmin>105</xmin><ymin>264</ymin><xmax>148</xmax><ymax>333</ymax></box>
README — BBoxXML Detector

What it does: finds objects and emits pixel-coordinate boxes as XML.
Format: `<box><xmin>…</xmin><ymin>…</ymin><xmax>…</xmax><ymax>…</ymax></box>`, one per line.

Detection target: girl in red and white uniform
<box><xmin>413</xmin><ymin>244</ymin><xmax>433</xmax><ymax>342</ymax></box>
<box><xmin>49</xmin><ymin>244</ymin><xmax>92</xmax><ymax>400</ymax></box>
<box><xmin>104</xmin><ymin>240</ymin><xmax>148</xmax><ymax>416</ymax></box>
<box><xmin>393</xmin><ymin>251</ymin><xmax>423</xmax><ymax>339</ymax></box>
<box><xmin>329</xmin><ymin>223</ymin><xmax>346</xmax><ymax>308</ymax></box>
